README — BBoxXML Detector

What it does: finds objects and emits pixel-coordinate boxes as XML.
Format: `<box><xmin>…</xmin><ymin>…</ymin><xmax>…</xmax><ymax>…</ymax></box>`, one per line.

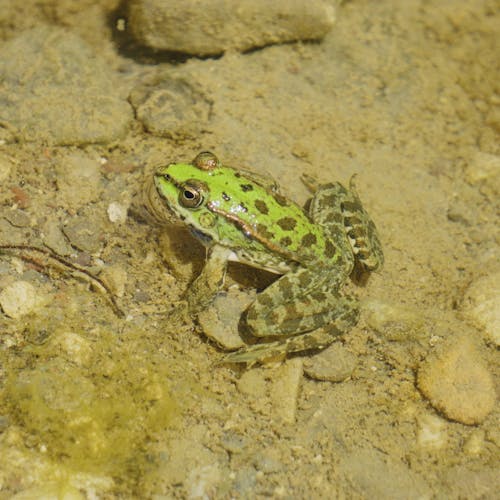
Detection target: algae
<box><xmin>1</xmin><ymin>323</ymin><xmax>179</xmax><ymax>482</ymax></box>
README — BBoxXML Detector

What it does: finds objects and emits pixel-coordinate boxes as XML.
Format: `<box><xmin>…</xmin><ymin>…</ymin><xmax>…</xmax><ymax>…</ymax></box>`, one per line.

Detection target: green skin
<box><xmin>152</xmin><ymin>152</ymin><xmax>383</xmax><ymax>363</ymax></box>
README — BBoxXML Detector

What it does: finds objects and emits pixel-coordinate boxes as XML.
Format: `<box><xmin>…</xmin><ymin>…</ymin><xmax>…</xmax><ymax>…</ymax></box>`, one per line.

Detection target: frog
<box><xmin>150</xmin><ymin>151</ymin><xmax>383</xmax><ymax>364</ymax></box>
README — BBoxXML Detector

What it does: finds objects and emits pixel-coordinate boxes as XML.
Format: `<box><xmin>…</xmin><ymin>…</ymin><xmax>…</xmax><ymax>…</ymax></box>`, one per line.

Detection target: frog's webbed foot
<box><xmin>222</xmin><ymin>321</ymin><xmax>349</xmax><ymax>364</ymax></box>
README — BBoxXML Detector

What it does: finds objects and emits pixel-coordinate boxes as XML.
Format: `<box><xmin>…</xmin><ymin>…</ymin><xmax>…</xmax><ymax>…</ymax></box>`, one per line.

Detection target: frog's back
<box><xmin>206</xmin><ymin>166</ymin><xmax>335</xmax><ymax>266</ymax></box>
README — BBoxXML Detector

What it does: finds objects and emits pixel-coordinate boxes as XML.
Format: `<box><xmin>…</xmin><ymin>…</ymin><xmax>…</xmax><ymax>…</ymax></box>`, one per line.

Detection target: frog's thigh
<box><xmin>225</xmin><ymin>319</ymin><xmax>353</xmax><ymax>363</ymax></box>
<box><xmin>187</xmin><ymin>245</ymin><xmax>230</xmax><ymax>313</ymax></box>
<box><xmin>246</xmin><ymin>273</ymin><xmax>359</xmax><ymax>338</ymax></box>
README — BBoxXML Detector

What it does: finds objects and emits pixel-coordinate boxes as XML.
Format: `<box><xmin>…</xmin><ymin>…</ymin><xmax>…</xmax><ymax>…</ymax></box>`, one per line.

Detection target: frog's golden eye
<box><xmin>179</xmin><ymin>180</ymin><xmax>206</xmax><ymax>208</ymax></box>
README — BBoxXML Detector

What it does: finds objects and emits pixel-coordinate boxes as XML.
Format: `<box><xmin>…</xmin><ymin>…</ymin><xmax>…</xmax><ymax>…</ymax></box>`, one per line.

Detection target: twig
<box><xmin>0</xmin><ymin>244</ymin><xmax>124</xmax><ymax>317</ymax></box>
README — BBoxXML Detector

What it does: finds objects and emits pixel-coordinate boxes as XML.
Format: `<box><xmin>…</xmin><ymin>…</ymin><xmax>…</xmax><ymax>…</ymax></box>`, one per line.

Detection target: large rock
<box><xmin>127</xmin><ymin>0</ymin><xmax>336</xmax><ymax>56</ymax></box>
<box><xmin>0</xmin><ymin>26</ymin><xmax>133</xmax><ymax>145</ymax></box>
<box><xmin>417</xmin><ymin>336</ymin><xmax>496</xmax><ymax>425</ymax></box>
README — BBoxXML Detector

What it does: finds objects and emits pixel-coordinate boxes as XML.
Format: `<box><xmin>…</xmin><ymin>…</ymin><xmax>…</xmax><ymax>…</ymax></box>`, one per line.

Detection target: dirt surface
<box><xmin>0</xmin><ymin>1</ymin><xmax>499</xmax><ymax>498</ymax></box>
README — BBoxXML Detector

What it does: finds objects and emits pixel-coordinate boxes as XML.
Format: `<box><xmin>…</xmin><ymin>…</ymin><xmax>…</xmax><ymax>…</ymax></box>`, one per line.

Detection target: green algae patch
<box><xmin>2</xmin><ymin>326</ymin><xmax>179</xmax><ymax>479</ymax></box>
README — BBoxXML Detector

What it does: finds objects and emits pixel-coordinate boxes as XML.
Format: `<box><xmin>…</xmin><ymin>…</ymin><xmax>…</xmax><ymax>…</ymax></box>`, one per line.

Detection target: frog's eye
<box><xmin>179</xmin><ymin>180</ymin><xmax>206</xmax><ymax>209</ymax></box>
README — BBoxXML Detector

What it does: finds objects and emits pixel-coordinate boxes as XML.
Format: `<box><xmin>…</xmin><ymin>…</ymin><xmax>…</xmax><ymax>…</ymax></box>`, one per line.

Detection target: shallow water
<box><xmin>0</xmin><ymin>1</ymin><xmax>498</xmax><ymax>498</ymax></box>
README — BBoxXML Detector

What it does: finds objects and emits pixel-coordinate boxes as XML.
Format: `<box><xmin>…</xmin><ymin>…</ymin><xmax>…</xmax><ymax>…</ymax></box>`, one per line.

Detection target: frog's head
<box><xmin>153</xmin><ymin>152</ymin><xmax>222</xmax><ymax>240</ymax></box>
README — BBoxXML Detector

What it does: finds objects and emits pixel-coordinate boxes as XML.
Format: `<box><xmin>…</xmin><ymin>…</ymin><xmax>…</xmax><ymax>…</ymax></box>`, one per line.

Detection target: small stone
<box><xmin>107</xmin><ymin>202</ymin><xmax>128</xmax><ymax>224</ymax></box>
<box><xmin>56</xmin><ymin>153</ymin><xmax>102</xmax><ymax>209</ymax></box>
<box><xmin>42</xmin><ymin>220</ymin><xmax>74</xmax><ymax>256</ymax></box>
<box><xmin>303</xmin><ymin>343</ymin><xmax>356</xmax><ymax>382</ymax></box>
<box><xmin>198</xmin><ymin>288</ymin><xmax>255</xmax><ymax>351</ymax></box>
<box><xmin>253</xmin><ymin>449</ymin><xmax>284</xmax><ymax>474</ymax></box>
<box><xmin>462</xmin><ymin>271</ymin><xmax>500</xmax><ymax>346</ymax></box>
<box><xmin>463</xmin><ymin>429</ymin><xmax>486</xmax><ymax>456</ymax></box>
<box><xmin>237</xmin><ymin>369</ymin><xmax>267</xmax><ymax>398</ymax></box>
<box><xmin>0</xmin><ymin>281</ymin><xmax>38</xmax><ymax>319</ymax></box>
<box><xmin>129</xmin><ymin>74</ymin><xmax>212</xmax><ymax>139</ymax></box>
<box><xmin>63</xmin><ymin>218</ymin><xmax>102</xmax><ymax>254</ymax></box>
<box><xmin>99</xmin><ymin>266</ymin><xmax>128</xmax><ymax>298</ymax></box>
<box><xmin>269</xmin><ymin>358</ymin><xmax>303</xmax><ymax>424</ymax></box>
<box><xmin>186</xmin><ymin>464</ymin><xmax>221</xmax><ymax>500</ymax></box>
<box><xmin>128</xmin><ymin>0</ymin><xmax>335</xmax><ymax>56</ymax></box>
<box><xmin>417</xmin><ymin>337</ymin><xmax>496</xmax><ymax>425</ymax></box>
<box><xmin>416</xmin><ymin>413</ymin><xmax>447</xmax><ymax>450</ymax></box>
<box><xmin>220</xmin><ymin>431</ymin><xmax>248</xmax><ymax>454</ymax></box>
<box><xmin>364</xmin><ymin>299</ymin><xmax>426</xmax><ymax>341</ymax></box>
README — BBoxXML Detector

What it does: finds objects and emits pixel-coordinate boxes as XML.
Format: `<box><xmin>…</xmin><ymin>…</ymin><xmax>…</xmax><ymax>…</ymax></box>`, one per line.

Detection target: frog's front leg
<box><xmin>186</xmin><ymin>244</ymin><xmax>230</xmax><ymax>314</ymax></box>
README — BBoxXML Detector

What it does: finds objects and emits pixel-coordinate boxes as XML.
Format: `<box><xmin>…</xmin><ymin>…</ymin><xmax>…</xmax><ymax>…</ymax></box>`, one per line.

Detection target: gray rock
<box><xmin>62</xmin><ymin>218</ymin><xmax>103</xmax><ymax>254</ymax></box>
<box><xmin>0</xmin><ymin>26</ymin><xmax>133</xmax><ymax>145</ymax></box>
<box><xmin>462</xmin><ymin>271</ymin><xmax>500</xmax><ymax>346</ymax></box>
<box><xmin>304</xmin><ymin>343</ymin><xmax>356</xmax><ymax>382</ymax></box>
<box><xmin>127</xmin><ymin>0</ymin><xmax>336</xmax><ymax>56</ymax></box>
<box><xmin>129</xmin><ymin>73</ymin><xmax>212</xmax><ymax>139</ymax></box>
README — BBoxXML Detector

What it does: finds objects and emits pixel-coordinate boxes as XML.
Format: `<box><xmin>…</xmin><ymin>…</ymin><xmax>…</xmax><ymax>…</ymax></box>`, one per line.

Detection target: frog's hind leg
<box><xmin>342</xmin><ymin>177</ymin><xmax>384</xmax><ymax>271</ymax></box>
<box><xmin>223</xmin><ymin>297</ymin><xmax>358</xmax><ymax>364</ymax></box>
<box><xmin>304</xmin><ymin>175</ymin><xmax>383</xmax><ymax>272</ymax></box>
<box><xmin>224</xmin><ymin>281</ymin><xmax>359</xmax><ymax>364</ymax></box>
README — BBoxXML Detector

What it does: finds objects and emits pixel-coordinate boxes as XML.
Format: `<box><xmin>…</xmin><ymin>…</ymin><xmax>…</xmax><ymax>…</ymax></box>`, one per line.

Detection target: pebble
<box><xmin>417</xmin><ymin>336</ymin><xmax>496</xmax><ymax>425</ymax></box>
<box><xmin>198</xmin><ymin>288</ymin><xmax>254</xmax><ymax>351</ymax></box>
<box><xmin>462</xmin><ymin>271</ymin><xmax>500</xmax><ymax>346</ymax></box>
<box><xmin>303</xmin><ymin>343</ymin><xmax>356</xmax><ymax>382</ymax></box>
<box><xmin>0</xmin><ymin>281</ymin><xmax>38</xmax><ymax>319</ymax></box>
<box><xmin>237</xmin><ymin>369</ymin><xmax>267</xmax><ymax>398</ymax></box>
<box><xmin>107</xmin><ymin>202</ymin><xmax>128</xmax><ymax>224</ymax></box>
<box><xmin>0</xmin><ymin>26</ymin><xmax>132</xmax><ymax>145</ymax></box>
<box><xmin>62</xmin><ymin>218</ymin><xmax>102</xmax><ymax>254</ymax></box>
<box><xmin>416</xmin><ymin>413</ymin><xmax>447</xmax><ymax>450</ymax></box>
<box><xmin>99</xmin><ymin>266</ymin><xmax>128</xmax><ymax>298</ymax></box>
<box><xmin>462</xmin><ymin>429</ymin><xmax>486</xmax><ymax>456</ymax></box>
<box><xmin>127</xmin><ymin>0</ymin><xmax>335</xmax><ymax>55</ymax></box>
<box><xmin>41</xmin><ymin>220</ymin><xmax>74</xmax><ymax>256</ymax></box>
<box><xmin>364</xmin><ymin>299</ymin><xmax>427</xmax><ymax>341</ymax></box>
<box><xmin>186</xmin><ymin>464</ymin><xmax>221</xmax><ymax>500</ymax></box>
<box><xmin>56</xmin><ymin>153</ymin><xmax>102</xmax><ymax>209</ymax></box>
<box><xmin>129</xmin><ymin>74</ymin><xmax>212</xmax><ymax>139</ymax></box>
<box><xmin>3</xmin><ymin>209</ymin><xmax>31</xmax><ymax>228</ymax></box>
<box><xmin>269</xmin><ymin>358</ymin><xmax>303</xmax><ymax>424</ymax></box>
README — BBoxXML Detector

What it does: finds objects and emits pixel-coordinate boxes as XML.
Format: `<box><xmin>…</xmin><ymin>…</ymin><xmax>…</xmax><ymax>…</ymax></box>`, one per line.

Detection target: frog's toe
<box><xmin>222</xmin><ymin>327</ymin><xmax>340</xmax><ymax>364</ymax></box>
<box><xmin>221</xmin><ymin>342</ymin><xmax>288</xmax><ymax>364</ymax></box>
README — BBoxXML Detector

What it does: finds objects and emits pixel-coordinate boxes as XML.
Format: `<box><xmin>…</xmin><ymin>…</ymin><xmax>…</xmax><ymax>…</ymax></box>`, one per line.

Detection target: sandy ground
<box><xmin>0</xmin><ymin>0</ymin><xmax>498</xmax><ymax>498</ymax></box>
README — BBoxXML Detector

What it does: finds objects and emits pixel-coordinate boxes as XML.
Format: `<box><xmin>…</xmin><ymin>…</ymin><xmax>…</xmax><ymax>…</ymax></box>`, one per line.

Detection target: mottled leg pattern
<box><xmin>303</xmin><ymin>174</ymin><xmax>383</xmax><ymax>272</ymax></box>
<box><xmin>245</xmin><ymin>269</ymin><xmax>355</xmax><ymax>337</ymax></box>
<box><xmin>223</xmin><ymin>292</ymin><xmax>359</xmax><ymax>363</ymax></box>
<box><xmin>221</xmin><ymin>265</ymin><xmax>359</xmax><ymax>363</ymax></box>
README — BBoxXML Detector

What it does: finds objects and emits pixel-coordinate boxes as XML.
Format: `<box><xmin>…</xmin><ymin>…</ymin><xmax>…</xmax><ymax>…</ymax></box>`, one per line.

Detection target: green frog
<box><xmin>150</xmin><ymin>151</ymin><xmax>383</xmax><ymax>363</ymax></box>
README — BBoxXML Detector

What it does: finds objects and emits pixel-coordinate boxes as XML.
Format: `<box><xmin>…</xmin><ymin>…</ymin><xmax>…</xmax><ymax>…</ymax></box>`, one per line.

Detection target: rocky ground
<box><xmin>0</xmin><ymin>0</ymin><xmax>498</xmax><ymax>498</ymax></box>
